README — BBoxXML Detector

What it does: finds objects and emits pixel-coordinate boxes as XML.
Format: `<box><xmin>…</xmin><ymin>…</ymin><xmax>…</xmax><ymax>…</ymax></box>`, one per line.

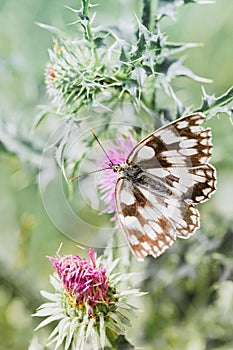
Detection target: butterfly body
<box><xmin>113</xmin><ymin>163</ymin><xmax>172</xmax><ymax>198</ymax></box>
<box><xmin>110</xmin><ymin>113</ymin><xmax>217</xmax><ymax>261</ymax></box>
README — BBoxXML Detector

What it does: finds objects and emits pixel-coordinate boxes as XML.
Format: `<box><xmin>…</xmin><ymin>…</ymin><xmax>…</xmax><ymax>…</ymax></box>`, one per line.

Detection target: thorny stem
<box><xmin>196</xmin><ymin>86</ymin><xmax>233</xmax><ymax>115</ymax></box>
<box><xmin>81</xmin><ymin>0</ymin><xmax>100</xmax><ymax>65</ymax></box>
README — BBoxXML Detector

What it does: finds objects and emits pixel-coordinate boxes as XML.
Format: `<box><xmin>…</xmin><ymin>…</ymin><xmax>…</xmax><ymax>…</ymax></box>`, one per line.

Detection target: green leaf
<box><xmin>105</xmin><ymin>319</ymin><xmax>123</xmax><ymax>335</ymax></box>
<box><xmin>36</xmin><ymin>301</ymin><xmax>61</xmax><ymax>310</ymax></box>
<box><xmin>91</xmin><ymin>328</ymin><xmax>99</xmax><ymax>350</ymax></box>
<box><xmin>34</xmin><ymin>313</ymin><xmax>64</xmax><ymax>331</ymax></box>
<box><xmin>132</xmin><ymin>67</ymin><xmax>147</xmax><ymax>87</ymax></box>
<box><xmin>55</xmin><ymin>121</ymin><xmax>75</xmax><ymax>182</ymax></box>
<box><xmin>117</xmin><ymin>306</ymin><xmax>137</xmax><ymax>321</ymax></box>
<box><xmin>65</xmin><ymin>318</ymin><xmax>78</xmax><ymax>350</ymax></box>
<box><xmin>33</xmin><ymin>306</ymin><xmax>64</xmax><ymax>317</ymax></box>
<box><xmin>131</xmin><ymin>33</ymin><xmax>147</xmax><ymax>61</ymax></box>
<box><xmin>169</xmin><ymin>86</ymin><xmax>189</xmax><ymax>117</ymax></box>
<box><xmin>182</xmin><ymin>0</ymin><xmax>215</xmax><ymax>4</ymax></box>
<box><xmin>117</xmin><ymin>311</ymin><xmax>132</xmax><ymax>327</ymax></box>
<box><xmin>108</xmin><ymin>312</ymin><xmax>126</xmax><ymax>331</ymax></box>
<box><xmin>99</xmin><ymin>312</ymin><xmax>106</xmax><ymax>349</ymax></box>
<box><xmin>120</xmin><ymin>47</ymin><xmax>128</xmax><ymax>63</ymax></box>
<box><xmin>55</xmin><ymin>317</ymin><xmax>71</xmax><ymax>349</ymax></box>
<box><xmin>36</xmin><ymin>22</ymin><xmax>64</xmax><ymax>36</ymax></box>
<box><xmin>50</xmin><ymin>274</ymin><xmax>63</xmax><ymax>291</ymax></box>
<box><xmin>0</xmin><ymin>119</ymin><xmax>44</xmax><ymax>168</ymax></box>
<box><xmin>47</xmin><ymin>335</ymin><xmax>59</xmax><ymax>348</ymax></box>
<box><xmin>75</xmin><ymin>322</ymin><xmax>86</xmax><ymax>350</ymax></box>
<box><xmin>156</xmin><ymin>0</ymin><xmax>176</xmax><ymax>21</ymax></box>
<box><xmin>47</xmin><ymin>322</ymin><xmax>60</xmax><ymax>342</ymax></box>
<box><xmin>115</xmin><ymin>302</ymin><xmax>138</xmax><ymax>311</ymax></box>
<box><xmin>33</xmin><ymin>107</ymin><xmax>51</xmax><ymax>128</ymax></box>
<box><xmin>85</xmin><ymin>317</ymin><xmax>95</xmax><ymax>340</ymax></box>
<box><xmin>115</xmin><ymin>311</ymin><xmax>131</xmax><ymax>327</ymax></box>
<box><xmin>65</xmin><ymin>5</ymin><xmax>81</xmax><ymax>14</ymax></box>
<box><xmin>110</xmin><ymin>272</ymin><xmax>141</xmax><ymax>284</ymax></box>
<box><xmin>105</xmin><ymin>258</ymin><xmax>120</xmax><ymax>275</ymax></box>
<box><xmin>94</xmin><ymin>36</ymin><xmax>106</xmax><ymax>48</ymax></box>
<box><xmin>113</xmin><ymin>289</ymin><xmax>146</xmax><ymax>298</ymax></box>
<box><xmin>160</xmin><ymin>41</ymin><xmax>203</xmax><ymax>57</ymax></box>
<box><xmin>167</xmin><ymin>57</ymin><xmax>212</xmax><ymax>83</ymax></box>
<box><xmin>40</xmin><ymin>290</ymin><xmax>60</xmax><ymax>302</ymax></box>
<box><xmin>115</xmin><ymin>335</ymin><xmax>135</xmax><ymax>350</ymax></box>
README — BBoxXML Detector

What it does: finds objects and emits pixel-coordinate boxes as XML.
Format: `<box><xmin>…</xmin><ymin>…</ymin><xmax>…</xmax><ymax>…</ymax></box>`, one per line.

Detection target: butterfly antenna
<box><xmin>69</xmin><ymin>129</ymin><xmax>113</xmax><ymax>182</ymax></box>
<box><xmin>69</xmin><ymin>166</ymin><xmax>112</xmax><ymax>182</ymax></box>
<box><xmin>90</xmin><ymin>129</ymin><xmax>114</xmax><ymax>166</ymax></box>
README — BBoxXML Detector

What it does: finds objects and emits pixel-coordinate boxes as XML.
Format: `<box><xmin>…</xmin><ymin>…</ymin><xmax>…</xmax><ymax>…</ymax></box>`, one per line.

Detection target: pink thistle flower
<box><xmin>97</xmin><ymin>135</ymin><xmax>136</xmax><ymax>221</ymax></box>
<box><xmin>49</xmin><ymin>248</ymin><xmax>109</xmax><ymax>314</ymax></box>
<box><xmin>34</xmin><ymin>246</ymin><xmax>145</xmax><ymax>349</ymax></box>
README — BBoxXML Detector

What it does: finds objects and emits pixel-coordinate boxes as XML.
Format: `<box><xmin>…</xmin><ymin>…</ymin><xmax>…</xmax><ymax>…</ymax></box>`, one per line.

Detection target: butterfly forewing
<box><xmin>127</xmin><ymin>113</ymin><xmax>212</xmax><ymax>167</ymax></box>
<box><xmin>115</xmin><ymin>113</ymin><xmax>217</xmax><ymax>260</ymax></box>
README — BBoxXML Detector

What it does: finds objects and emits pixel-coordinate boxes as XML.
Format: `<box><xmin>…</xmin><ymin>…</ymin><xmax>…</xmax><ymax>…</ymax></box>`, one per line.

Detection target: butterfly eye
<box><xmin>111</xmin><ymin>164</ymin><xmax>120</xmax><ymax>173</ymax></box>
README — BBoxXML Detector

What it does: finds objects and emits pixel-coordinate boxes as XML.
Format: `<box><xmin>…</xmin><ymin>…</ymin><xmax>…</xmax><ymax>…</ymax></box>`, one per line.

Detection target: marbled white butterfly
<box><xmin>108</xmin><ymin>113</ymin><xmax>217</xmax><ymax>261</ymax></box>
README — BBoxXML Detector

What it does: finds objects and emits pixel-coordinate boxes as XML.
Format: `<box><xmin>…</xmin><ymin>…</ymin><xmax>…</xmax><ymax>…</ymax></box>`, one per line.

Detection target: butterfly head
<box><xmin>111</xmin><ymin>163</ymin><xmax>125</xmax><ymax>174</ymax></box>
<box><xmin>110</xmin><ymin>162</ymin><xmax>143</xmax><ymax>181</ymax></box>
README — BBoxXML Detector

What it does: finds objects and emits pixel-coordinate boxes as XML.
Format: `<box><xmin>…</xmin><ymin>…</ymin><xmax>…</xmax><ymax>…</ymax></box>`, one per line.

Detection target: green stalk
<box><xmin>81</xmin><ymin>0</ymin><xmax>100</xmax><ymax>65</ymax></box>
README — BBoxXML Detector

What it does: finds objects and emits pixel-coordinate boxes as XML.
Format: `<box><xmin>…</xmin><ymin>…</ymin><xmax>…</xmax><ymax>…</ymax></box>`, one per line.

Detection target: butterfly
<box><xmin>107</xmin><ymin>113</ymin><xmax>217</xmax><ymax>261</ymax></box>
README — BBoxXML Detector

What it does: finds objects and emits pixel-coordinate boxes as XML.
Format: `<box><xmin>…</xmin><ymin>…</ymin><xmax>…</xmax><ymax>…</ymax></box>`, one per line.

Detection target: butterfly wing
<box><xmin>115</xmin><ymin>177</ymin><xmax>200</xmax><ymax>261</ymax></box>
<box><xmin>115</xmin><ymin>113</ymin><xmax>216</xmax><ymax>260</ymax></box>
<box><xmin>127</xmin><ymin>113</ymin><xmax>217</xmax><ymax>205</ymax></box>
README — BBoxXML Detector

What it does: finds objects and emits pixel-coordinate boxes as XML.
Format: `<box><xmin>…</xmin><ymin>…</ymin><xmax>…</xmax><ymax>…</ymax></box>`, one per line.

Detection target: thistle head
<box><xmin>34</xmin><ymin>246</ymin><xmax>144</xmax><ymax>349</ymax></box>
<box><xmin>97</xmin><ymin>135</ymin><xmax>136</xmax><ymax>221</ymax></box>
<box><xmin>48</xmin><ymin>248</ymin><xmax>110</xmax><ymax>316</ymax></box>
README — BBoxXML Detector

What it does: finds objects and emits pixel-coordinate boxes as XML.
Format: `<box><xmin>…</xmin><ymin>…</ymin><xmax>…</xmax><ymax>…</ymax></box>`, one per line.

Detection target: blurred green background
<box><xmin>0</xmin><ymin>0</ymin><xmax>232</xmax><ymax>349</ymax></box>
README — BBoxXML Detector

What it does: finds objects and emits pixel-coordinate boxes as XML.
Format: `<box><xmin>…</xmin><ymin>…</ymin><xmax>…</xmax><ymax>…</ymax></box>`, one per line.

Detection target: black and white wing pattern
<box><xmin>115</xmin><ymin>113</ymin><xmax>217</xmax><ymax>261</ymax></box>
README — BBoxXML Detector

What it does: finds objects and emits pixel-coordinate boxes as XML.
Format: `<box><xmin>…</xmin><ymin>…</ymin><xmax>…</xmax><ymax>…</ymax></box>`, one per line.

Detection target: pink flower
<box><xmin>49</xmin><ymin>248</ymin><xmax>109</xmax><ymax>314</ymax></box>
<box><xmin>97</xmin><ymin>135</ymin><xmax>136</xmax><ymax>221</ymax></box>
<box><xmin>35</xmin><ymin>247</ymin><xmax>145</xmax><ymax>349</ymax></box>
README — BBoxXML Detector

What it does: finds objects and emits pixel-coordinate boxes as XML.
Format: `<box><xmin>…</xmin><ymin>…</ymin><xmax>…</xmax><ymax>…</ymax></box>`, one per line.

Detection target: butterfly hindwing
<box><xmin>116</xmin><ymin>177</ymin><xmax>200</xmax><ymax>261</ymax></box>
<box><xmin>160</xmin><ymin>164</ymin><xmax>217</xmax><ymax>204</ymax></box>
<box><xmin>115</xmin><ymin>178</ymin><xmax>176</xmax><ymax>260</ymax></box>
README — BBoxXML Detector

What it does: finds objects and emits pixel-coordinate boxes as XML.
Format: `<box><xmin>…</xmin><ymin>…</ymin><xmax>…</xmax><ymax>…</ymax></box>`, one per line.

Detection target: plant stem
<box><xmin>81</xmin><ymin>0</ymin><xmax>100</xmax><ymax>65</ymax></box>
<box><xmin>196</xmin><ymin>86</ymin><xmax>233</xmax><ymax>115</ymax></box>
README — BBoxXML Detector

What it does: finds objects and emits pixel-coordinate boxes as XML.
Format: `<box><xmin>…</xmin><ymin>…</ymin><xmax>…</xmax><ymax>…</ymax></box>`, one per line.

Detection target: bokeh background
<box><xmin>0</xmin><ymin>0</ymin><xmax>232</xmax><ymax>349</ymax></box>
